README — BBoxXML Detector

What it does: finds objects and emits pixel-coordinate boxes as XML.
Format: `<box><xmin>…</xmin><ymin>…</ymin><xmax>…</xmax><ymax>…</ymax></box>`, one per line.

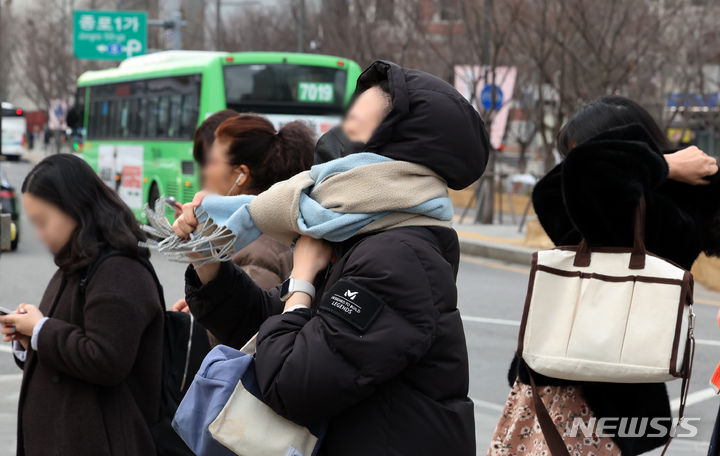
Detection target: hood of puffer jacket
<box><xmin>352</xmin><ymin>60</ymin><xmax>490</xmax><ymax>190</ymax></box>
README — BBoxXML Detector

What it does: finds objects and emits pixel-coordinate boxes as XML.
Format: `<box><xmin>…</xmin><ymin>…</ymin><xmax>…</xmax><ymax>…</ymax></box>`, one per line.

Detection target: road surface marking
<box><xmin>696</xmin><ymin>338</ymin><xmax>720</xmax><ymax>346</ymax></box>
<box><xmin>670</xmin><ymin>387</ymin><xmax>718</xmax><ymax>412</ymax></box>
<box><xmin>460</xmin><ymin>255</ymin><xmax>720</xmax><ymax>306</ymax></box>
<box><xmin>462</xmin><ymin>316</ymin><xmax>720</xmax><ymax>347</ymax></box>
<box><xmin>462</xmin><ymin>315</ymin><xmax>720</xmax><ymax>411</ymax></box>
<box><xmin>0</xmin><ymin>346</ymin><xmax>12</xmax><ymax>354</ymax></box>
<box><xmin>470</xmin><ymin>396</ymin><xmax>505</xmax><ymax>412</ymax></box>
<box><xmin>460</xmin><ymin>255</ymin><xmax>530</xmax><ymax>275</ymax></box>
<box><xmin>0</xmin><ymin>374</ymin><xmax>21</xmax><ymax>382</ymax></box>
<box><xmin>462</xmin><ymin>315</ymin><xmax>520</xmax><ymax>326</ymax></box>
<box><xmin>455</xmin><ymin>230</ymin><xmax>525</xmax><ymax>246</ymax></box>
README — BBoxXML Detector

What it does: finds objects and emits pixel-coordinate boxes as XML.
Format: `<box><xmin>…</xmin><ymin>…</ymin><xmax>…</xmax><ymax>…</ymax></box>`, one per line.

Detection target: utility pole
<box><xmin>215</xmin><ymin>0</ymin><xmax>223</xmax><ymax>50</ymax></box>
<box><xmin>297</xmin><ymin>0</ymin><xmax>306</xmax><ymax>52</ymax></box>
<box><xmin>477</xmin><ymin>0</ymin><xmax>495</xmax><ymax>224</ymax></box>
<box><xmin>148</xmin><ymin>11</ymin><xmax>187</xmax><ymax>51</ymax></box>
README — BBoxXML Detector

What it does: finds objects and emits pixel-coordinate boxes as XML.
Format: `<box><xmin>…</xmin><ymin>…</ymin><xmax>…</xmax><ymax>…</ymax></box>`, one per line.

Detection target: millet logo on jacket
<box><xmin>344</xmin><ymin>290</ymin><xmax>358</xmax><ymax>300</ymax></box>
<box><xmin>319</xmin><ymin>279</ymin><xmax>385</xmax><ymax>332</ymax></box>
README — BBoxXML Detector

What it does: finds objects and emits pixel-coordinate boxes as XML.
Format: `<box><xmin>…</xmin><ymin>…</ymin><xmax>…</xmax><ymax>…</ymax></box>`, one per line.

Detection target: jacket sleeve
<box><xmin>661</xmin><ymin>172</ymin><xmax>720</xmax><ymax>257</ymax></box>
<box><xmin>254</xmin><ymin>239</ymin><xmax>436</xmax><ymax>426</ymax></box>
<box><xmin>185</xmin><ymin>261</ymin><xmax>284</xmax><ymax>349</ymax></box>
<box><xmin>35</xmin><ymin>258</ymin><xmax>160</xmax><ymax>386</ymax></box>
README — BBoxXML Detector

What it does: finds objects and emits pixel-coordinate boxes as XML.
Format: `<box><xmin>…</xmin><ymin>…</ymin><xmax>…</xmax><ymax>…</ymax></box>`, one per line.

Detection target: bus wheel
<box><xmin>148</xmin><ymin>182</ymin><xmax>160</xmax><ymax>207</ymax></box>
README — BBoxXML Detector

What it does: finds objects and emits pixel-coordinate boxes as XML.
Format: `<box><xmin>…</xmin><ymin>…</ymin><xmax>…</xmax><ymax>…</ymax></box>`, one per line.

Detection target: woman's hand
<box><xmin>0</xmin><ymin>304</ymin><xmax>44</xmax><ymax>338</ymax></box>
<box><xmin>172</xmin><ymin>191</ymin><xmax>207</xmax><ymax>239</ymax></box>
<box><xmin>0</xmin><ymin>323</ymin><xmax>29</xmax><ymax>349</ymax></box>
<box><xmin>666</xmin><ymin>146</ymin><xmax>718</xmax><ymax>185</ymax></box>
<box><xmin>172</xmin><ymin>298</ymin><xmax>191</xmax><ymax>313</ymax></box>
<box><xmin>290</xmin><ymin>235</ymin><xmax>333</xmax><ymax>283</ymax></box>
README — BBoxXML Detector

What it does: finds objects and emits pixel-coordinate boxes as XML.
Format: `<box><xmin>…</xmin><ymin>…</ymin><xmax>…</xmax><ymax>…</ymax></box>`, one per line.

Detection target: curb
<box><xmin>458</xmin><ymin>237</ymin><xmax>534</xmax><ymax>266</ymax></box>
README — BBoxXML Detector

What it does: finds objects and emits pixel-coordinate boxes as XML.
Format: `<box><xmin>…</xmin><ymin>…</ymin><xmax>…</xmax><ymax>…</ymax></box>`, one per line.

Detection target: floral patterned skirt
<box><xmin>487</xmin><ymin>379</ymin><xmax>621</xmax><ymax>456</ymax></box>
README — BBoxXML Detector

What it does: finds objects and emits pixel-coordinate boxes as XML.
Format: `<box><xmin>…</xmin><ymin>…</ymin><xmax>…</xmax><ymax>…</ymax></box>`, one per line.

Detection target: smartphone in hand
<box><xmin>0</xmin><ymin>306</ymin><xmax>14</xmax><ymax>316</ymax></box>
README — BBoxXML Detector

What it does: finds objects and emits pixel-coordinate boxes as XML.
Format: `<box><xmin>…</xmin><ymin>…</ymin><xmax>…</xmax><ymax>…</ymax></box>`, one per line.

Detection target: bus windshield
<box><xmin>224</xmin><ymin>64</ymin><xmax>348</xmax><ymax>115</ymax></box>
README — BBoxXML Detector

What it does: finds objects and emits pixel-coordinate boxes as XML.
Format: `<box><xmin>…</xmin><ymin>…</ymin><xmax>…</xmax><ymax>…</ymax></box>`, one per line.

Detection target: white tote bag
<box><xmin>517</xmin><ymin>198</ymin><xmax>695</xmax><ymax>383</ymax></box>
<box><xmin>208</xmin><ymin>335</ymin><xmax>322</xmax><ymax>456</ymax></box>
<box><xmin>516</xmin><ymin>198</ymin><xmax>696</xmax><ymax>456</ymax></box>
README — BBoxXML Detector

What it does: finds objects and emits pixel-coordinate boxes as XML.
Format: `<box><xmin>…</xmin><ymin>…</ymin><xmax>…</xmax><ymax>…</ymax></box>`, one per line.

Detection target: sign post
<box><xmin>73</xmin><ymin>10</ymin><xmax>147</xmax><ymax>60</ymax></box>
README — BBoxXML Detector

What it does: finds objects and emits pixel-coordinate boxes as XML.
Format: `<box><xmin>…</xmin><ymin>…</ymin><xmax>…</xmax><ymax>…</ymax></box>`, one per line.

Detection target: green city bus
<box><xmin>74</xmin><ymin>51</ymin><xmax>362</xmax><ymax>220</ymax></box>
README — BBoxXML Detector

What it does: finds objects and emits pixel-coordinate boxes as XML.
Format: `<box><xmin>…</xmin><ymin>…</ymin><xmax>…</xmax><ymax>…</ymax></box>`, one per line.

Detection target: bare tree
<box><xmin>9</xmin><ymin>1</ymin><xmax>96</xmax><ymax>109</ymax></box>
<box><xmin>220</xmin><ymin>4</ymin><xmax>298</xmax><ymax>52</ymax></box>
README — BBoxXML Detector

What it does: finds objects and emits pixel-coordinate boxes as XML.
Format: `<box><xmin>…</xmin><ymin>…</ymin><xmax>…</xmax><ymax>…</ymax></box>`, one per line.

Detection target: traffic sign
<box><xmin>480</xmin><ymin>84</ymin><xmax>504</xmax><ymax>111</ymax></box>
<box><xmin>73</xmin><ymin>10</ymin><xmax>147</xmax><ymax>60</ymax></box>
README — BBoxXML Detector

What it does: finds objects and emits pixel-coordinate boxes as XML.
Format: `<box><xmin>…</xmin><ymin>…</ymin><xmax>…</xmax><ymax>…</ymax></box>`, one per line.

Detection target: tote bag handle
<box><xmin>573</xmin><ymin>195</ymin><xmax>647</xmax><ymax>269</ymax></box>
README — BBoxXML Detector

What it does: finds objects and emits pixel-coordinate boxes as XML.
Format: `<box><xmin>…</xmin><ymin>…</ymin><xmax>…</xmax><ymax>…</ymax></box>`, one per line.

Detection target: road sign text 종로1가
<box><xmin>73</xmin><ymin>10</ymin><xmax>147</xmax><ymax>60</ymax></box>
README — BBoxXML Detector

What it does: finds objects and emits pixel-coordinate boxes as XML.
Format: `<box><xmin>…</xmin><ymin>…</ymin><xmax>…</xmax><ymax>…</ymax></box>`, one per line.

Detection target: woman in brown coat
<box><xmin>0</xmin><ymin>154</ymin><xmax>163</xmax><ymax>456</ymax></box>
<box><xmin>172</xmin><ymin>113</ymin><xmax>314</xmax><ymax>321</ymax></box>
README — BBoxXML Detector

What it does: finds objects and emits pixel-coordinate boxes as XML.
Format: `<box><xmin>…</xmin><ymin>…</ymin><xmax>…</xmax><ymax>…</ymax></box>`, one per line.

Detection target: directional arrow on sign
<box><xmin>96</xmin><ymin>44</ymin><xmax>108</xmax><ymax>53</ymax></box>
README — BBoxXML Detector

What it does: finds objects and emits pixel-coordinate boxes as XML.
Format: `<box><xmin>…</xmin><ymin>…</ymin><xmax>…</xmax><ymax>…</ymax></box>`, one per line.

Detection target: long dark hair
<box><xmin>558</xmin><ymin>96</ymin><xmax>671</xmax><ymax>155</ymax></box>
<box><xmin>215</xmin><ymin>114</ymin><xmax>314</xmax><ymax>193</ymax></box>
<box><xmin>21</xmin><ymin>154</ymin><xmax>147</xmax><ymax>274</ymax></box>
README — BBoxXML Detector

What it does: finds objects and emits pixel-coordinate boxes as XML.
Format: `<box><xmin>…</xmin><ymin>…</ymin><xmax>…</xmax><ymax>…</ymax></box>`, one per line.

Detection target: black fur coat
<box><xmin>507</xmin><ymin>124</ymin><xmax>720</xmax><ymax>455</ymax></box>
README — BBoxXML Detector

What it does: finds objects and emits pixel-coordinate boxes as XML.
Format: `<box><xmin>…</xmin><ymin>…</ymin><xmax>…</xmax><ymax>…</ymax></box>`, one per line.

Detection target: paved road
<box><xmin>1</xmin><ymin>158</ymin><xmax>719</xmax><ymax>455</ymax></box>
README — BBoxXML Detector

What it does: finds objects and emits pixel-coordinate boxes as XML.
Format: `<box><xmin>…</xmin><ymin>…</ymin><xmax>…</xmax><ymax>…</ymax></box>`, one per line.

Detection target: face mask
<box><xmin>226</xmin><ymin>172</ymin><xmax>245</xmax><ymax>196</ymax></box>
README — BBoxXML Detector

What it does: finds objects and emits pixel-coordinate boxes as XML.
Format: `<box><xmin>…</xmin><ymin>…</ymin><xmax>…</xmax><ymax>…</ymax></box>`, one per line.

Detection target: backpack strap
<box><xmin>79</xmin><ymin>250</ymin><xmax>165</xmax><ymax>310</ymax></box>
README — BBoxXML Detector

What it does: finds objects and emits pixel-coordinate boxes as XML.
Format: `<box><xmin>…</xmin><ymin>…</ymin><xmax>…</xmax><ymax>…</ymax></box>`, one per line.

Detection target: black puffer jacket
<box><xmin>187</xmin><ymin>227</ymin><xmax>474</xmax><ymax>455</ymax></box>
<box><xmin>185</xmin><ymin>60</ymin><xmax>489</xmax><ymax>455</ymax></box>
<box><xmin>508</xmin><ymin>124</ymin><xmax>720</xmax><ymax>455</ymax></box>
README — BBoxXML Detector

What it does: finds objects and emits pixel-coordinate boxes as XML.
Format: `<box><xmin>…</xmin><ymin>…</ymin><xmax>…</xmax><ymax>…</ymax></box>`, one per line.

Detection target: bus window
<box><xmin>100</xmin><ymin>101</ymin><xmax>110</xmax><ymax>138</ymax></box>
<box><xmin>224</xmin><ymin>64</ymin><xmax>348</xmax><ymax>115</ymax></box>
<box><xmin>168</xmin><ymin>94</ymin><xmax>182</xmax><ymax>138</ymax></box>
<box><xmin>146</xmin><ymin>98</ymin><xmax>158</xmax><ymax>138</ymax></box>
<box><xmin>120</xmin><ymin>99</ymin><xmax>129</xmax><ymax>137</ymax></box>
<box><xmin>179</xmin><ymin>93</ymin><xmax>198</xmax><ymax>138</ymax></box>
<box><xmin>85</xmin><ymin>75</ymin><xmax>200</xmax><ymax>140</ymax></box>
<box><xmin>136</xmin><ymin>98</ymin><xmax>147</xmax><ymax>137</ymax></box>
<box><xmin>108</xmin><ymin>100</ymin><xmax>120</xmax><ymax>138</ymax></box>
<box><xmin>157</xmin><ymin>96</ymin><xmax>170</xmax><ymax>138</ymax></box>
<box><xmin>88</xmin><ymin>102</ymin><xmax>97</xmax><ymax>137</ymax></box>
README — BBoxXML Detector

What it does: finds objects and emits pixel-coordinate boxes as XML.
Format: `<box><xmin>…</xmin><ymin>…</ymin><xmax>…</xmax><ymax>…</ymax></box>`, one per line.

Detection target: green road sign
<box><xmin>73</xmin><ymin>10</ymin><xmax>147</xmax><ymax>60</ymax></box>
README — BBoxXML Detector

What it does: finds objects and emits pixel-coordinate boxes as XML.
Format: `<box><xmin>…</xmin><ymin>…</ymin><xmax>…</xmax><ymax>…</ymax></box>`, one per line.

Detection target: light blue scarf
<box><xmin>197</xmin><ymin>153</ymin><xmax>453</xmax><ymax>253</ymax></box>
